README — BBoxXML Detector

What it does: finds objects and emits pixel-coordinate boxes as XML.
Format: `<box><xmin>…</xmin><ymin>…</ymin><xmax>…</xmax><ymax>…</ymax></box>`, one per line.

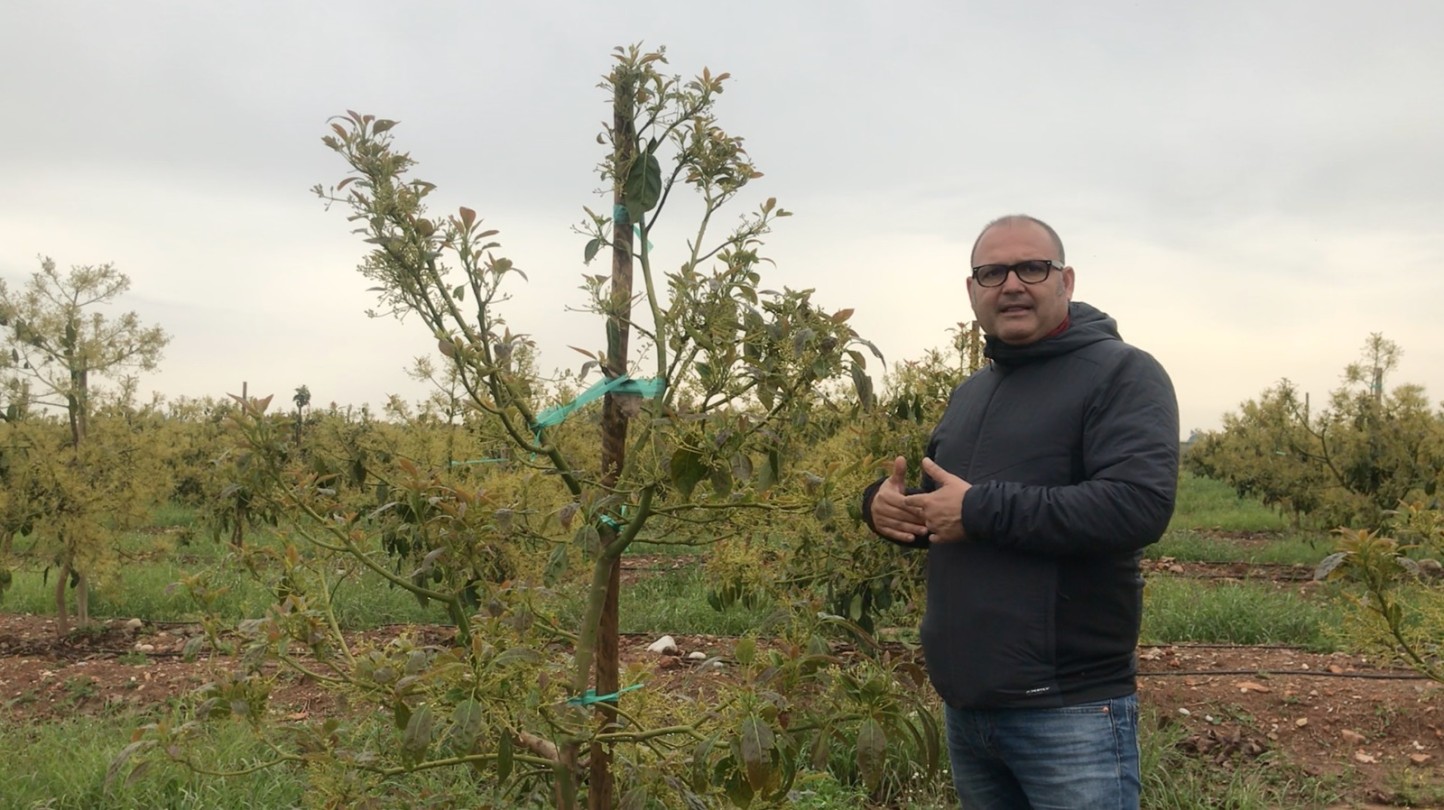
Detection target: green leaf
<box><xmin>731</xmin><ymin>453</ymin><xmax>753</xmax><ymax>482</ymax></box>
<box><xmin>574</xmin><ymin>524</ymin><xmax>602</xmax><ymax>557</ymax></box>
<box><xmin>710</xmin><ymin>464</ymin><xmax>733</xmax><ymax>498</ymax></box>
<box><xmin>623</xmin><ymin>151</ymin><xmax>663</xmax><ymax>224</ymax></box>
<box><xmin>544</xmin><ymin>544</ymin><xmax>569</xmax><ymax>586</ymax></box>
<box><xmin>916</xmin><ymin>705</ymin><xmax>942</xmax><ymax>776</ymax></box>
<box><xmin>584</xmin><ymin>237</ymin><xmax>603</xmax><ymax>264</ymax></box>
<box><xmin>181</xmin><ymin>635</ymin><xmax>206</xmax><ymax>662</ymax></box>
<box><xmin>739</xmin><ymin>715</ymin><xmax>774</xmax><ymax>791</ymax></box>
<box><xmin>756</xmin><ymin>449</ymin><xmax>781</xmax><ymax>492</ymax></box>
<box><xmin>402</xmin><ymin>703</ymin><xmax>435</xmax><ymax>758</ymax></box>
<box><xmin>850</xmin><ymin>364</ymin><xmax>874</xmax><ymax>408</ymax></box>
<box><xmin>104</xmin><ymin>740</ymin><xmax>156</xmax><ymax>789</ymax></box>
<box><xmin>493</xmin><ymin>647</ymin><xmax>543</xmax><ymax>667</ymax></box>
<box><xmin>1313</xmin><ymin>551</ymin><xmax>1350</xmax><ymax>581</ymax></box>
<box><xmin>810</xmin><ymin>728</ymin><xmax>830</xmax><ymax>770</ymax></box>
<box><xmin>487</xmin><ymin>729</ymin><xmax>510</xmax><ymax>782</ymax></box>
<box><xmin>691</xmin><ymin>733</ymin><xmax>721</xmax><ymax>793</ymax></box>
<box><xmin>856</xmin><ymin>718</ymin><xmax>886</xmax><ymax>793</ymax></box>
<box><xmin>670</xmin><ymin>447</ymin><xmax>708</xmax><ymax>499</ymax></box>
<box><xmin>619</xmin><ymin>785</ymin><xmax>650</xmax><ymax>810</ymax></box>
<box><xmin>448</xmin><ymin>699</ymin><xmax>484</xmax><ymax>752</ymax></box>
<box><xmin>723</xmin><ymin>768</ymin><xmax>754</xmax><ymax>808</ymax></box>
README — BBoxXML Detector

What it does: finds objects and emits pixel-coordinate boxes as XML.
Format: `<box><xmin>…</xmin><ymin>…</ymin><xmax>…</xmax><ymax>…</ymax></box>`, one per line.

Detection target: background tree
<box><xmin>0</xmin><ymin>257</ymin><xmax>170</xmax><ymax>630</ymax></box>
<box><xmin>1188</xmin><ymin>334</ymin><xmax>1444</xmax><ymax>529</ymax></box>
<box><xmin>0</xmin><ymin>257</ymin><xmax>168</xmax><ymax>445</ymax></box>
<box><xmin>292</xmin><ymin>383</ymin><xmax>311</xmax><ymax>446</ymax></box>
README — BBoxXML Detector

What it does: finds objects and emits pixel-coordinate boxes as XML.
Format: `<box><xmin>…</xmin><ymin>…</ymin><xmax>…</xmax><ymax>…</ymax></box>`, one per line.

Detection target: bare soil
<box><xmin>2</xmin><ymin>556</ymin><xmax>1441</xmax><ymax>807</ymax></box>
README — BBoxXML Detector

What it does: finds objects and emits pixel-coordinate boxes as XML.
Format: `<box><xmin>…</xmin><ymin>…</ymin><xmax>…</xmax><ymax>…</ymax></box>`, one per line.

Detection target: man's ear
<box><xmin>1061</xmin><ymin>266</ymin><xmax>1075</xmax><ymax>298</ymax></box>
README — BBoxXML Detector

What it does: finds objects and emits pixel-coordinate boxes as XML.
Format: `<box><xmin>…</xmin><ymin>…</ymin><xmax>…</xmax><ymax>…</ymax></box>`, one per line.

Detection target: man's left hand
<box><xmin>903</xmin><ymin>458</ymin><xmax>971</xmax><ymax>543</ymax></box>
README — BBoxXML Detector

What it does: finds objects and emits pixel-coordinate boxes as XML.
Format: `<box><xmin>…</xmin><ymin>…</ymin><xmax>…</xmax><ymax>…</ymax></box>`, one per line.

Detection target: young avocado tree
<box><xmin>352</xmin><ymin>46</ymin><xmax>875</xmax><ymax>806</ymax></box>
<box><xmin>151</xmin><ymin>46</ymin><xmax>887</xmax><ymax>808</ymax></box>
<box><xmin>0</xmin><ymin>258</ymin><xmax>169</xmax><ymax>631</ymax></box>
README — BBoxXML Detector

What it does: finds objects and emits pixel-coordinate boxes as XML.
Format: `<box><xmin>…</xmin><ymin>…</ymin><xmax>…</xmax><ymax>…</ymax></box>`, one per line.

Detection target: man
<box><xmin>862</xmin><ymin>215</ymin><xmax>1178</xmax><ymax>809</ymax></box>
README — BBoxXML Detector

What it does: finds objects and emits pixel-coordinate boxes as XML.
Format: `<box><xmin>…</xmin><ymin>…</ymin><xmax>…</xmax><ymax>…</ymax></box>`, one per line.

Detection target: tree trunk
<box><xmin>54</xmin><ymin>559</ymin><xmax>71</xmax><ymax>635</ymax></box>
<box><xmin>75</xmin><ymin>570</ymin><xmax>89</xmax><ymax>628</ymax></box>
<box><xmin>587</xmin><ymin>74</ymin><xmax>637</xmax><ymax>810</ymax></box>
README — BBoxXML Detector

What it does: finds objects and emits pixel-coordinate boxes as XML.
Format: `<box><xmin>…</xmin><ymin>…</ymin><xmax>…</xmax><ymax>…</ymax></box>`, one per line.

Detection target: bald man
<box><xmin>863</xmin><ymin>215</ymin><xmax>1179</xmax><ymax>809</ymax></box>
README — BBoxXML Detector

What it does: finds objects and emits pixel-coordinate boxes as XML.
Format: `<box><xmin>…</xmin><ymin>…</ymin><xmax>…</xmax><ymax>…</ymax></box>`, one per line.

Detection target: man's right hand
<box><xmin>870</xmin><ymin>456</ymin><xmax>928</xmax><ymax>543</ymax></box>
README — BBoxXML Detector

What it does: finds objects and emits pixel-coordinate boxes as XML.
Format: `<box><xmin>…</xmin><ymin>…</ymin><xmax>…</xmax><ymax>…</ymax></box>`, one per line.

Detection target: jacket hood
<box><xmin>983</xmin><ymin>301</ymin><xmax>1120</xmax><ymax>366</ymax></box>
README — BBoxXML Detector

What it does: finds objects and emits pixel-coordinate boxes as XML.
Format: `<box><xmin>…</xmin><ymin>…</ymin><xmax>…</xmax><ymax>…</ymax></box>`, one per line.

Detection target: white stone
<box><xmin>646</xmin><ymin>635</ymin><xmax>679</xmax><ymax>655</ymax></box>
<box><xmin>686</xmin><ymin>651</ymin><xmax>708</xmax><ymax>661</ymax></box>
<box><xmin>124</xmin><ymin>618</ymin><xmax>143</xmax><ymax>632</ymax></box>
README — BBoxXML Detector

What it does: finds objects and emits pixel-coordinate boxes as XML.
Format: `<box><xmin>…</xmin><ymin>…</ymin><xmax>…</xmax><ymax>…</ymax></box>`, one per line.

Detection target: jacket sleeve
<box><xmin>861</xmin><ymin>476</ymin><xmax>932</xmax><ymax>549</ymax></box>
<box><xmin>960</xmin><ymin>349</ymin><xmax>1179</xmax><ymax>557</ymax></box>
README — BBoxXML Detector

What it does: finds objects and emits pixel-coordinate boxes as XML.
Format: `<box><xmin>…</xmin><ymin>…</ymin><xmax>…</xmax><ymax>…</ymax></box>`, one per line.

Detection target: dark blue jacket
<box><xmin>863</xmin><ymin>302</ymin><xmax>1178</xmax><ymax>708</ymax></box>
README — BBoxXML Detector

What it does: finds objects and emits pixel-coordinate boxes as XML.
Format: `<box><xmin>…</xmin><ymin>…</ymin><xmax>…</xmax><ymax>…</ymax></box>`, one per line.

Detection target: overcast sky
<box><xmin>3</xmin><ymin>0</ymin><xmax>1442</xmax><ymax>437</ymax></box>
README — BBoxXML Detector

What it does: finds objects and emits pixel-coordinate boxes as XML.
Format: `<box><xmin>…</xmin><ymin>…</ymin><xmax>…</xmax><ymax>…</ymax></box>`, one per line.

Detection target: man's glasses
<box><xmin>970</xmin><ymin>260</ymin><xmax>1061</xmax><ymax>288</ymax></box>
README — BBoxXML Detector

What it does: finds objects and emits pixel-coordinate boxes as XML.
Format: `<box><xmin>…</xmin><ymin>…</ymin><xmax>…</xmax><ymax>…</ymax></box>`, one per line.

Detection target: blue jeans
<box><xmin>944</xmin><ymin>694</ymin><xmax>1140</xmax><ymax>810</ymax></box>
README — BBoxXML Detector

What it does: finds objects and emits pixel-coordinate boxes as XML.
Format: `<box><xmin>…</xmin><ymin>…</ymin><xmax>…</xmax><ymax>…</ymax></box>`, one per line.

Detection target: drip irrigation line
<box><xmin>1140</xmin><ymin>669</ymin><xmax>1430</xmax><ymax>681</ymax></box>
<box><xmin>1143</xmin><ymin>642</ymin><xmax>1311</xmax><ymax>650</ymax></box>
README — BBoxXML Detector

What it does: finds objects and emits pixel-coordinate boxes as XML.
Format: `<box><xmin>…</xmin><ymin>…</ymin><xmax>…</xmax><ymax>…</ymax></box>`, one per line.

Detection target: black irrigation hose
<box><xmin>1140</xmin><ymin>669</ymin><xmax>1430</xmax><ymax>681</ymax></box>
<box><xmin>1142</xmin><ymin>642</ymin><xmax>1311</xmax><ymax>650</ymax></box>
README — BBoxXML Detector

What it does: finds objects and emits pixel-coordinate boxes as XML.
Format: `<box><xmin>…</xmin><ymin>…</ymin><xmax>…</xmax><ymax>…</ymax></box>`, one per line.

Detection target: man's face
<box><xmin>967</xmin><ymin>221</ymin><xmax>1075</xmax><ymax>345</ymax></box>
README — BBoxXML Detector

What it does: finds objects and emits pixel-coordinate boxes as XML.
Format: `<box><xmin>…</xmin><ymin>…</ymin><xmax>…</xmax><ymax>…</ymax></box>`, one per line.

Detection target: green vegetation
<box><xmin>0</xmin><ymin>714</ymin><xmax>304</xmax><ymax>810</ymax></box>
<box><xmin>1142</xmin><ymin>578</ymin><xmax>1340</xmax><ymax>650</ymax></box>
<box><xmin>1169</xmin><ymin>472</ymin><xmax>1290</xmax><ymax>534</ymax></box>
<box><xmin>1149</xmin><ymin>529</ymin><xmax>1323</xmax><ymax>566</ymax></box>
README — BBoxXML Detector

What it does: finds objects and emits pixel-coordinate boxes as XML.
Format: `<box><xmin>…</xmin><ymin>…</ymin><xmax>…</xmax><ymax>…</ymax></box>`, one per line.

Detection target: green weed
<box><xmin>1142</xmin><ymin>578</ymin><xmax>1340</xmax><ymax>650</ymax></box>
<box><xmin>1170</xmin><ymin>473</ymin><xmax>1289</xmax><ymax>533</ymax></box>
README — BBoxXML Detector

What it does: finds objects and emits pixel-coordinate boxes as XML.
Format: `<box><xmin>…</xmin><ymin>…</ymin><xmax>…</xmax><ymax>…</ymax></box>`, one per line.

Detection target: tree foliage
<box><xmin>124</xmin><ymin>46</ymin><xmax>945</xmax><ymax>809</ymax></box>
<box><xmin>0</xmin><ymin>258</ymin><xmax>170</xmax><ymax>631</ymax></box>
<box><xmin>0</xmin><ymin>257</ymin><xmax>168</xmax><ymax>444</ymax></box>
<box><xmin>1188</xmin><ymin>334</ymin><xmax>1444</xmax><ymax>529</ymax></box>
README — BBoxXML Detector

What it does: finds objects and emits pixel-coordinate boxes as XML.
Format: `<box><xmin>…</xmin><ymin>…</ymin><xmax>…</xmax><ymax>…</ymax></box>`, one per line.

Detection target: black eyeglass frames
<box><xmin>970</xmin><ymin>260</ymin><xmax>1062</xmax><ymax>288</ymax></box>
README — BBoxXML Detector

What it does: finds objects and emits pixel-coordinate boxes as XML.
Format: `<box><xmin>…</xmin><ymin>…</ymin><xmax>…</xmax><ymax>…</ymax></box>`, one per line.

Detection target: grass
<box><xmin>620</xmin><ymin>569</ymin><xmax>778</xmax><ymax>636</ymax></box>
<box><xmin>0</xmin><ymin>712</ymin><xmax>304</xmax><ymax>810</ymax></box>
<box><xmin>1</xmin><ymin>511</ymin><xmax>450</xmax><ymax>629</ymax></box>
<box><xmin>1142</xmin><ymin>578</ymin><xmax>1342</xmax><ymax>650</ymax></box>
<box><xmin>0</xmin><ymin>708</ymin><xmax>543</xmax><ymax>810</ymax></box>
<box><xmin>1169</xmin><ymin>473</ymin><xmax>1290</xmax><ymax>533</ymax></box>
<box><xmin>1149</xmin><ymin>529</ymin><xmax>1327</xmax><ymax>566</ymax></box>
